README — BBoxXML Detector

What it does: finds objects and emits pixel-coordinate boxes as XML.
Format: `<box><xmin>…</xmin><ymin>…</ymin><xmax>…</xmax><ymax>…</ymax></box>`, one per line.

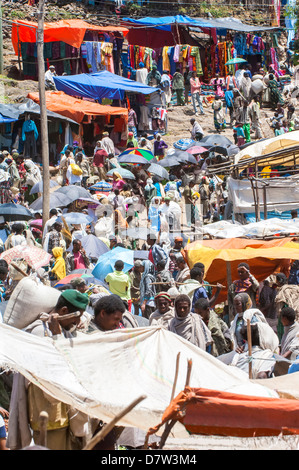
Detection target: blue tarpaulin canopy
<box><xmin>122</xmin><ymin>15</ymin><xmax>213</xmax><ymax>31</ymax></box>
<box><xmin>53</xmin><ymin>70</ymin><xmax>158</xmax><ymax>101</ymax></box>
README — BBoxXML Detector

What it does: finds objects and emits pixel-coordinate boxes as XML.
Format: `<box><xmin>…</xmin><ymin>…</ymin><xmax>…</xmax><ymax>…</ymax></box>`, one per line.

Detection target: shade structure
<box><xmin>0</xmin><ymin>203</ymin><xmax>33</xmax><ymax>221</ymax></box>
<box><xmin>119</xmin><ymin>148</ymin><xmax>155</xmax><ymax>162</ymax></box>
<box><xmin>53</xmin><ymin>71</ymin><xmax>158</xmax><ymax>102</ymax></box>
<box><xmin>173</xmin><ymin>138</ymin><xmax>196</xmax><ymax>150</ymax></box>
<box><xmin>148</xmin><ymin>386</ymin><xmax>299</xmax><ymax>439</ymax></box>
<box><xmin>29</xmin><ymin>219</ymin><xmax>43</xmax><ymax>227</ymax></box>
<box><xmin>11</xmin><ymin>19</ymin><xmax>129</xmax><ymax>54</ymax></box>
<box><xmin>185</xmin><ymin>237</ymin><xmax>299</xmax><ymax>303</ymax></box>
<box><xmin>59</xmin><ymin>212</ymin><xmax>93</xmax><ymax>225</ymax></box>
<box><xmin>0</xmin><ymin>245</ymin><xmax>51</xmax><ymax>269</ymax></box>
<box><xmin>92</xmin><ymin>246</ymin><xmax>134</xmax><ymax>281</ymax></box>
<box><xmin>199</xmin><ymin>134</ymin><xmax>233</xmax><ymax>146</ymax></box>
<box><xmin>210</xmin><ymin>144</ymin><xmax>239</xmax><ymax>157</ymax></box>
<box><xmin>146</xmin><ymin>162</ymin><xmax>169</xmax><ymax>180</ymax></box>
<box><xmin>54</xmin><ymin>272</ymin><xmax>109</xmax><ymax>291</ymax></box>
<box><xmin>234</xmin><ymin>131</ymin><xmax>299</xmax><ymax>165</ymax></box>
<box><xmin>225</xmin><ymin>58</ymin><xmax>247</xmax><ymax>65</ymax></box>
<box><xmin>80</xmin><ymin>234</ymin><xmax>109</xmax><ymax>259</ymax></box>
<box><xmin>89</xmin><ymin>181</ymin><xmax>113</xmax><ymax>192</ymax></box>
<box><xmin>157</xmin><ymin>156</ymin><xmax>181</xmax><ymax>168</ymax></box>
<box><xmin>117</xmin><ymin>154</ymin><xmax>150</xmax><ymax>165</ymax></box>
<box><xmin>106</xmin><ymin>168</ymin><xmax>135</xmax><ymax>180</ymax></box>
<box><xmin>187</xmin><ymin>146</ymin><xmax>208</xmax><ymax>155</ymax></box>
<box><xmin>29</xmin><ymin>192</ymin><xmax>74</xmax><ymax>212</ymax></box>
<box><xmin>55</xmin><ymin>185</ymin><xmax>93</xmax><ymax>200</ymax></box>
<box><xmin>29</xmin><ymin>179</ymin><xmax>60</xmax><ymax>195</ymax></box>
<box><xmin>28</xmin><ymin>91</ymin><xmax>128</xmax><ymax>124</ymax></box>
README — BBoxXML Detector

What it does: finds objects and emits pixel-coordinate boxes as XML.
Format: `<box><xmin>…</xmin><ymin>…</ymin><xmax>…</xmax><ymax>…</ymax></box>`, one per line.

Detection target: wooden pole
<box><xmin>37</xmin><ymin>0</ymin><xmax>50</xmax><ymax>231</ymax></box>
<box><xmin>38</xmin><ymin>411</ymin><xmax>48</xmax><ymax>448</ymax></box>
<box><xmin>247</xmin><ymin>319</ymin><xmax>253</xmax><ymax>379</ymax></box>
<box><xmin>0</xmin><ymin>0</ymin><xmax>3</xmax><ymax>75</ymax></box>
<box><xmin>263</xmin><ymin>185</ymin><xmax>267</xmax><ymax>220</ymax></box>
<box><xmin>83</xmin><ymin>395</ymin><xmax>146</xmax><ymax>450</ymax></box>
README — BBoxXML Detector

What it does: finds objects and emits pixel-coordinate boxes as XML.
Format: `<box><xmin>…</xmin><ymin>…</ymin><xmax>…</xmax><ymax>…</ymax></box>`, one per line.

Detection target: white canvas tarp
<box><xmin>0</xmin><ymin>323</ymin><xmax>279</xmax><ymax>437</ymax></box>
<box><xmin>228</xmin><ymin>177</ymin><xmax>299</xmax><ymax>214</ymax></box>
<box><xmin>198</xmin><ymin>218</ymin><xmax>299</xmax><ymax>239</ymax></box>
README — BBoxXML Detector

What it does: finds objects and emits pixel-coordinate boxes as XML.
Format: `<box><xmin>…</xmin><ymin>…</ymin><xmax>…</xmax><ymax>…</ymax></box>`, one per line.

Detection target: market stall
<box><xmin>11</xmin><ymin>19</ymin><xmax>129</xmax><ymax>79</ymax></box>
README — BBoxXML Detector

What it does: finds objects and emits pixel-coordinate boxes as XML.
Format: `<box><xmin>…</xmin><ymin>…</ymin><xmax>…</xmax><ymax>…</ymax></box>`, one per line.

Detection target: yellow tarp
<box><xmin>185</xmin><ymin>238</ymin><xmax>299</xmax><ymax>302</ymax></box>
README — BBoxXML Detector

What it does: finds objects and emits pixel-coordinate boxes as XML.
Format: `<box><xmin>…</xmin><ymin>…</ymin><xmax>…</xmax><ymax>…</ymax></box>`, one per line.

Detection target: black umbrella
<box><xmin>199</xmin><ymin>134</ymin><xmax>233</xmax><ymax>146</ymax></box>
<box><xmin>157</xmin><ymin>157</ymin><xmax>181</xmax><ymax>168</ymax></box>
<box><xmin>210</xmin><ymin>144</ymin><xmax>239</xmax><ymax>157</ymax></box>
<box><xmin>0</xmin><ymin>203</ymin><xmax>33</xmax><ymax>221</ymax></box>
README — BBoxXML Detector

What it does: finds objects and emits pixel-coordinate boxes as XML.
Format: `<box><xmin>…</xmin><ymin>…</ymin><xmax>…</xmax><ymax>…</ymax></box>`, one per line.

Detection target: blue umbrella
<box><xmin>0</xmin><ymin>203</ymin><xmax>33</xmax><ymax>221</ymax></box>
<box><xmin>30</xmin><ymin>180</ymin><xmax>60</xmax><ymax>195</ymax></box>
<box><xmin>80</xmin><ymin>234</ymin><xmax>109</xmax><ymax>259</ymax></box>
<box><xmin>106</xmin><ymin>168</ymin><xmax>136</xmax><ymax>180</ymax></box>
<box><xmin>92</xmin><ymin>246</ymin><xmax>134</xmax><ymax>282</ymax></box>
<box><xmin>173</xmin><ymin>139</ymin><xmax>196</xmax><ymax>150</ymax></box>
<box><xmin>60</xmin><ymin>212</ymin><xmax>94</xmax><ymax>225</ymax></box>
<box><xmin>89</xmin><ymin>181</ymin><xmax>113</xmax><ymax>192</ymax></box>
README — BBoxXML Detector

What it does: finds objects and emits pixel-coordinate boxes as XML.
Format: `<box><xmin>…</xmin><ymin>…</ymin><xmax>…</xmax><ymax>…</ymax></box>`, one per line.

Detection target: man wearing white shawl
<box><xmin>280</xmin><ymin>307</ymin><xmax>299</xmax><ymax>361</ymax></box>
<box><xmin>168</xmin><ymin>294</ymin><xmax>213</xmax><ymax>351</ymax></box>
<box><xmin>149</xmin><ymin>292</ymin><xmax>175</xmax><ymax>328</ymax></box>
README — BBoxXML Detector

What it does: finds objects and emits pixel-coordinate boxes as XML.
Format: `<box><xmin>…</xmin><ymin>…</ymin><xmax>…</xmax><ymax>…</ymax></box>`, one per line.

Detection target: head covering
<box><xmin>70</xmin><ymin>277</ymin><xmax>87</xmax><ymax>288</ymax></box>
<box><xmin>234</xmin><ymin>292</ymin><xmax>252</xmax><ymax>312</ymax></box>
<box><xmin>60</xmin><ymin>289</ymin><xmax>89</xmax><ymax>310</ymax></box>
<box><xmin>139</xmin><ymin>62</ymin><xmax>145</xmax><ymax>68</ymax></box>
<box><xmin>155</xmin><ymin>292</ymin><xmax>171</xmax><ymax>303</ymax></box>
<box><xmin>51</xmin><ymin>247</ymin><xmax>66</xmax><ymax>281</ymax></box>
<box><xmin>134</xmin><ymin>259</ymin><xmax>143</xmax><ymax>267</ymax></box>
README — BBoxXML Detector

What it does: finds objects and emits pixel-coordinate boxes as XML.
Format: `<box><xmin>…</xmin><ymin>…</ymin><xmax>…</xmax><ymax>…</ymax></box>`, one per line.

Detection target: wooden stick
<box><xmin>185</xmin><ymin>359</ymin><xmax>193</xmax><ymax>387</ymax></box>
<box><xmin>38</xmin><ymin>411</ymin><xmax>48</xmax><ymax>448</ymax></box>
<box><xmin>170</xmin><ymin>352</ymin><xmax>181</xmax><ymax>402</ymax></box>
<box><xmin>247</xmin><ymin>319</ymin><xmax>253</xmax><ymax>379</ymax></box>
<box><xmin>10</xmin><ymin>262</ymin><xmax>28</xmax><ymax>278</ymax></box>
<box><xmin>83</xmin><ymin>395</ymin><xmax>146</xmax><ymax>450</ymax></box>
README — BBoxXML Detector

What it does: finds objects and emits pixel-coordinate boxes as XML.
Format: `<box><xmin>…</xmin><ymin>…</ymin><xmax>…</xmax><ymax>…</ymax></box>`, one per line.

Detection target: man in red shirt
<box><xmin>190</xmin><ymin>71</ymin><xmax>205</xmax><ymax>116</ymax></box>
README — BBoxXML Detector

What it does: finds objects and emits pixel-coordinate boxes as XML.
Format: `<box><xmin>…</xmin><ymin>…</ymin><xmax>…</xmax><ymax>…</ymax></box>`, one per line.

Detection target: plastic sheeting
<box><xmin>53</xmin><ymin>70</ymin><xmax>158</xmax><ymax>102</ymax></box>
<box><xmin>27</xmin><ymin>91</ymin><xmax>128</xmax><ymax>124</ymax></box>
<box><xmin>228</xmin><ymin>176</ymin><xmax>299</xmax><ymax>214</ymax></box>
<box><xmin>0</xmin><ymin>323</ymin><xmax>279</xmax><ymax>435</ymax></box>
<box><xmin>11</xmin><ymin>19</ymin><xmax>129</xmax><ymax>55</ymax></box>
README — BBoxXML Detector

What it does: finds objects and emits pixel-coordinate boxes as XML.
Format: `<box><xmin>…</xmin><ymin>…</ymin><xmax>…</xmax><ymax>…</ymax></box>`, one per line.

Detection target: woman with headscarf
<box><xmin>112</xmin><ymin>172</ymin><xmax>125</xmax><ymax>191</ymax></box>
<box><xmin>147</xmin><ymin>65</ymin><xmax>161</xmax><ymax>88</ymax></box>
<box><xmin>160</xmin><ymin>70</ymin><xmax>172</xmax><ymax>106</ymax></box>
<box><xmin>50</xmin><ymin>246</ymin><xmax>66</xmax><ymax>282</ymax></box>
<box><xmin>144</xmin><ymin>178</ymin><xmax>157</xmax><ymax>208</ymax></box>
<box><xmin>239</xmin><ymin>72</ymin><xmax>252</xmax><ymax>102</ymax></box>
<box><xmin>268</xmin><ymin>73</ymin><xmax>284</xmax><ymax>110</ymax></box>
<box><xmin>140</xmin><ymin>260</ymin><xmax>156</xmax><ymax>319</ymax></box>
<box><xmin>229</xmin><ymin>292</ymin><xmax>269</xmax><ymax>352</ymax></box>
<box><xmin>148</xmin><ymin>196</ymin><xmax>162</xmax><ymax>233</ymax></box>
<box><xmin>227</xmin><ymin>262</ymin><xmax>260</xmax><ymax>323</ymax></box>
<box><xmin>168</xmin><ymin>294</ymin><xmax>213</xmax><ymax>351</ymax></box>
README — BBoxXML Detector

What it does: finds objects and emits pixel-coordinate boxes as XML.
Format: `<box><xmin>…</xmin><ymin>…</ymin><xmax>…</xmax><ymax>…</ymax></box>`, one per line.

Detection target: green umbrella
<box><xmin>225</xmin><ymin>58</ymin><xmax>247</xmax><ymax>66</ymax></box>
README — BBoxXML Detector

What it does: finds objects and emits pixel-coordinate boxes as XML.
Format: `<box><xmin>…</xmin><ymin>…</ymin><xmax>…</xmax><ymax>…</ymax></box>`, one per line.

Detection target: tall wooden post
<box><xmin>0</xmin><ymin>0</ymin><xmax>3</xmax><ymax>75</ymax></box>
<box><xmin>37</xmin><ymin>0</ymin><xmax>50</xmax><ymax>230</ymax></box>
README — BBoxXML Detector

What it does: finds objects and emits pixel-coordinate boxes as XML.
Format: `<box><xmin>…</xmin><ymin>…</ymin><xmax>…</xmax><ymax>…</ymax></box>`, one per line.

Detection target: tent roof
<box><xmin>234</xmin><ymin>131</ymin><xmax>299</xmax><ymax>166</ymax></box>
<box><xmin>0</xmin><ymin>98</ymin><xmax>79</xmax><ymax>125</ymax></box>
<box><xmin>190</xmin><ymin>16</ymin><xmax>282</xmax><ymax>33</ymax></box>
<box><xmin>27</xmin><ymin>91</ymin><xmax>128</xmax><ymax>124</ymax></box>
<box><xmin>185</xmin><ymin>237</ymin><xmax>299</xmax><ymax>302</ymax></box>
<box><xmin>53</xmin><ymin>70</ymin><xmax>158</xmax><ymax>101</ymax></box>
<box><xmin>122</xmin><ymin>15</ymin><xmax>213</xmax><ymax>31</ymax></box>
<box><xmin>11</xmin><ymin>19</ymin><xmax>129</xmax><ymax>55</ymax></box>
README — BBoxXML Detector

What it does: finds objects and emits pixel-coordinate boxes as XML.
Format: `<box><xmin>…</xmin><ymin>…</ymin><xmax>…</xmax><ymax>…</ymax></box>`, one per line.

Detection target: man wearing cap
<box><xmin>70</xmin><ymin>277</ymin><xmax>88</xmax><ymax>293</ymax></box>
<box><xmin>45</xmin><ymin>65</ymin><xmax>57</xmax><ymax>90</ymax></box>
<box><xmin>8</xmin><ymin>290</ymin><xmax>90</xmax><ymax>450</ymax></box>
<box><xmin>101</xmin><ymin>131</ymin><xmax>115</xmax><ymax>156</ymax></box>
<box><xmin>105</xmin><ymin>260</ymin><xmax>132</xmax><ymax>308</ymax></box>
<box><xmin>149</xmin><ymin>292</ymin><xmax>174</xmax><ymax>327</ymax></box>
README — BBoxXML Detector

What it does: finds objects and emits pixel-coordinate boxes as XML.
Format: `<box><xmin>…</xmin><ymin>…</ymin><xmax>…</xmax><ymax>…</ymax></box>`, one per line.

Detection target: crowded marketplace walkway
<box><xmin>0</xmin><ymin>9</ymin><xmax>299</xmax><ymax>451</ymax></box>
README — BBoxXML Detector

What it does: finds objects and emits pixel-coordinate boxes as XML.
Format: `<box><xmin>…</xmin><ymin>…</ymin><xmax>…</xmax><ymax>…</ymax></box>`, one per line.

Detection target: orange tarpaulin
<box><xmin>184</xmin><ymin>237</ymin><xmax>299</xmax><ymax>302</ymax></box>
<box><xmin>11</xmin><ymin>19</ymin><xmax>129</xmax><ymax>55</ymax></box>
<box><xmin>28</xmin><ymin>91</ymin><xmax>128</xmax><ymax>124</ymax></box>
<box><xmin>147</xmin><ymin>387</ymin><xmax>299</xmax><ymax>438</ymax></box>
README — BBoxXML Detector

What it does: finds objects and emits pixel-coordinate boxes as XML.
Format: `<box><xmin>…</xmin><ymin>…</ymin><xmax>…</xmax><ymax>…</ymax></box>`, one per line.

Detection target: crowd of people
<box><xmin>0</xmin><ymin>55</ymin><xmax>298</xmax><ymax>450</ymax></box>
